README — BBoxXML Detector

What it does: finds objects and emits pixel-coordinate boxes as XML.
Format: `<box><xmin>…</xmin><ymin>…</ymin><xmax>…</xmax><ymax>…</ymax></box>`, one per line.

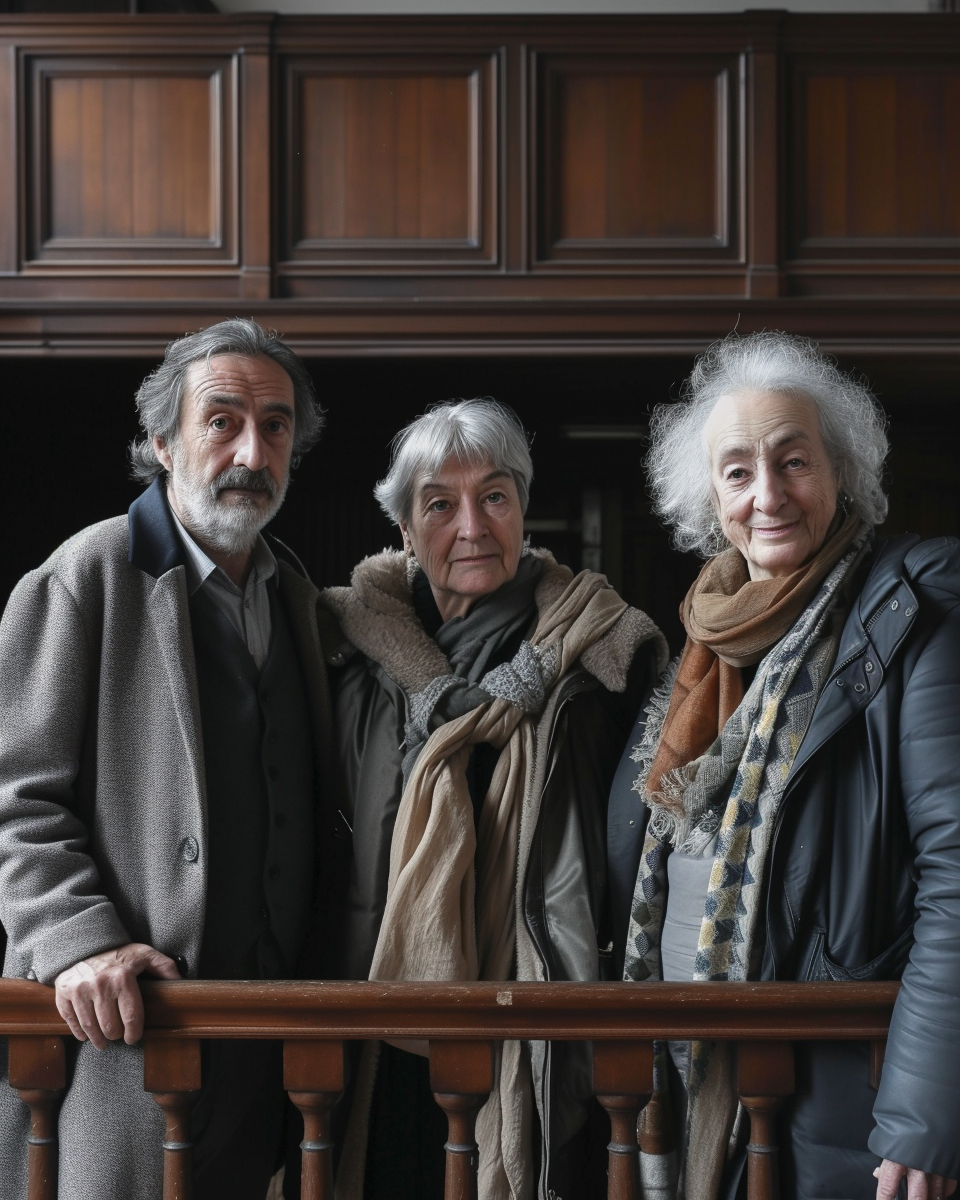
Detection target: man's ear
<box><xmin>153</xmin><ymin>435</ymin><xmax>174</xmax><ymax>474</ymax></box>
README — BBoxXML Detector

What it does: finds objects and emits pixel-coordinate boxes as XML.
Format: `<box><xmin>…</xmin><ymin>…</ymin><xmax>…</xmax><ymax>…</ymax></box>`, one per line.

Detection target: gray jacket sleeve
<box><xmin>0</xmin><ymin>570</ymin><xmax>130</xmax><ymax>984</ymax></box>
<box><xmin>869</xmin><ymin>601</ymin><xmax>960</xmax><ymax>1179</ymax></box>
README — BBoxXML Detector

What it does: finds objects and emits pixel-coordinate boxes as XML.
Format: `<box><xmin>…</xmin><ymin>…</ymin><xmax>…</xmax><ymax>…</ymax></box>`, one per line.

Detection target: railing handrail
<box><xmin>0</xmin><ymin>977</ymin><xmax>900</xmax><ymax>1041</ymax></box>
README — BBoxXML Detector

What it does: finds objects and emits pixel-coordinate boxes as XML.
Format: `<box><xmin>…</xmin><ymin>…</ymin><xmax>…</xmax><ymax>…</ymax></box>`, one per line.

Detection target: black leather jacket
<box><xmin>611</xmin><ymin>535</ymin><xmax>960</xmax><ymax>1194</ymax></box>
<box><xmin>767</xmin><ymin>534</ymin><xmax>960</xmax><ymax>1188</ymax></box>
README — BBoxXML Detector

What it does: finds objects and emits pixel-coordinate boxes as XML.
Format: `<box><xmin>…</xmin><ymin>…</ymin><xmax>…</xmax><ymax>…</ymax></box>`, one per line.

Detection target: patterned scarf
<box><xmin>623</xmin><ymin>525</ymin><xmax>872</xmax><ymax>1200</ymax></box>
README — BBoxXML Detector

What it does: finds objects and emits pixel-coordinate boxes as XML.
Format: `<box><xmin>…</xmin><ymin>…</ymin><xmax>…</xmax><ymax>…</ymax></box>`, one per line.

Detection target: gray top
<box><xmin>660</xmin><ymin>834</ymin><xmax>718</xmax><ymax>982</ymax></box>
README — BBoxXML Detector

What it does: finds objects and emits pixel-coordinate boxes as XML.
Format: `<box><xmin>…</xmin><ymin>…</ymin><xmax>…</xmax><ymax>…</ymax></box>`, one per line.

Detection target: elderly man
<box><xmin>0</xmin><ymin>319</ymin><xmax>337</xmax><ymax>1200</ymax></box>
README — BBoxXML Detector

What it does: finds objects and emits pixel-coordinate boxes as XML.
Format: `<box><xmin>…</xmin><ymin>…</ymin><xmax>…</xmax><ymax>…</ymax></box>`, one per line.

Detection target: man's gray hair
<box><xmin>129</xmin><ymin>318</ymin><xmax>324</xmax><ymax>485</ymax></box>
<box><xmin>647</xmin><ymin>330</ymin><xmax>890</xmax><ymax>558</ymax></box>
<box><xmin>374</xmin><ymin>398</ymin><xmax>534</xmax><ymax>524</ymax></box>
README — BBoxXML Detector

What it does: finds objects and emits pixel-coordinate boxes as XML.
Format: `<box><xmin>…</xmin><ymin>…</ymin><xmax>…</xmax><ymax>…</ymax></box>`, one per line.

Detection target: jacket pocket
<box><xmin>803</xmin><ymin>922</ymin><xmax>914</xmax><ymax>983</ymax></box>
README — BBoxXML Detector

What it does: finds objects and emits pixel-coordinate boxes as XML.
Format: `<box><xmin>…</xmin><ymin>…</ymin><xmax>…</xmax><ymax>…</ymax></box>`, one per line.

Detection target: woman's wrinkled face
<box><xmin>399</xmin><ymin>455</ymin><xmax>525</xmax><ymax>621</ymax></box>
<box><xmin>705</xmin><ymin>390</ymin><xmax>839</xmax><ymax>581</ymax></box>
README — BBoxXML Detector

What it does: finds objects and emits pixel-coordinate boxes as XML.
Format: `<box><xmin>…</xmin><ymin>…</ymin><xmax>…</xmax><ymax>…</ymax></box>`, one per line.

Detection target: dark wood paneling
<box><xmin>533</xmin><ymin>55</ymin><xmax>738</xmax><ymax>264</ymax></box>
<box><xmin>239</xmin><ymin>45</ymin><xmax>270</xmax><ymax>299</ymax></box>
<box><xmin>0</xmin><ymin>14</ymin><xmax>959</xmax><ymax>337</ymax></box>
<box><xmin>280</xmin><ymin>53</ymin><xmax>498</xmax><ymax>269</ymax></box>
<box><xmin>0</xmin><ymin>42</ymin><xmax>15</xmax><ymax>274</ymax></box>
<box><xmin>25</xmin><ymin>55</ymin><xmax>236</xmax><ymax>263</ymax></box>
<box><xmin>792</xmin><ymin>63</ymin><xmax>960</xmax><ymax>253</ymax></box>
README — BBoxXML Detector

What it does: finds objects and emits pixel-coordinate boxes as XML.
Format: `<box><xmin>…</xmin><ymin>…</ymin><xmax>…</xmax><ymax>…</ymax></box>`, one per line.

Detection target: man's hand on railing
<box><xmin>875</xmin><ymin>1159</ymin><xmax>958</xmax><ymax>1200</ymax></box>
<box><xmin>53</xmin><ymin>943</ymin><xmax>182</xmax><ymax>1050</ymax></box>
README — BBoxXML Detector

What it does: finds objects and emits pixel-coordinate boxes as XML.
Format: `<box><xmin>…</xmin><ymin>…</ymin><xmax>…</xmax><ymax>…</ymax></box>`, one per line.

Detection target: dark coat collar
<box><xmin>128</xmin><ymin>478</ymin><xmax>185</xmax><ymax>580</ymax></box>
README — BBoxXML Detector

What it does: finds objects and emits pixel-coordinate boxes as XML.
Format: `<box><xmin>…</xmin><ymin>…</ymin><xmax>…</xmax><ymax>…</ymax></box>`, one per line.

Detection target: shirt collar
<box><xmin>169</xmin><ymin>508</ymin><xmax>277</xmax><ymax>597</ymax></box>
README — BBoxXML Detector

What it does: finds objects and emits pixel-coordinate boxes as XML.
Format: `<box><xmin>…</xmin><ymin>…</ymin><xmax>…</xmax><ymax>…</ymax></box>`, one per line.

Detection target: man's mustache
<box><xmin>212</xmin><ymin>466</ymin><xmax>278</xmax><ymax>499</ymax></box>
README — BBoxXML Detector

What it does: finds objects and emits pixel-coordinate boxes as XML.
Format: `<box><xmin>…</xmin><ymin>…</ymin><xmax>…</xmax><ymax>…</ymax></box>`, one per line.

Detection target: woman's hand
<box><xmin>875</xmin><ymin>1160</ymin><xmax>958</xmax><ymax>1200</ymax></box>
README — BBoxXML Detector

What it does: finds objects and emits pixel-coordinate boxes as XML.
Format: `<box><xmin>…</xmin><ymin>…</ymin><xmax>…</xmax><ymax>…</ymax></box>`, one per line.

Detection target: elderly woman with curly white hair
<box><xmin>608</xmin><ymin>331</ymin><xmax>960</xmax><ymax>1200</ymax></box>
<box><xmin>318</xmin><ymin>398</ymin><xmax>667</xmax><ymax>1200</ymax></box>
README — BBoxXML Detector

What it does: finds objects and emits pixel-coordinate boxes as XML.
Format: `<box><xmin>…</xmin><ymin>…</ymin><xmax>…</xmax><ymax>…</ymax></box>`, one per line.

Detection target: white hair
<box><xmin>647</xmin><ymin>331</ymin><xmax>890</xmax><ymax>558</ymax></box>
<box><xmin>374</xmin><ymin>398</ymin><xmax>534</xmax><ymax>524</ymax></box>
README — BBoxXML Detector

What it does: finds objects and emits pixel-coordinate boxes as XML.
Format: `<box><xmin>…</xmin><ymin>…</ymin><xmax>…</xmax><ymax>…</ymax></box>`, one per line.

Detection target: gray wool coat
<box><xmin>0</xmin><ymin>479</ymin><xmax>336</xmax><ymax>1200</ymax></box>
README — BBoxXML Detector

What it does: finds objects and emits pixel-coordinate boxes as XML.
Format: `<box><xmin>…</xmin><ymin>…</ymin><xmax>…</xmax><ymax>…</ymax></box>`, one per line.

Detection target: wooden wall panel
<box><xmin>1</xmin><ymin>13</ymin><xmax>960</xmax><ymax>336</ymax></box>
<box><xmin>792</xmin><ymin>64</ymin><xmax>960</xmax><ymax>252</ymax></box>
<box><xmin>25</xmin><ymin>55</ymin><xmax>236</xmax><ymax>263</ymax></box>
<box><xmin>534</xmin><ymin>57</ymin><xmax>737</xmax><ymax>264</ymax></box>
<box><xmin>281</xmin><ymin>54</ymin><xmax>498</xmax><ymax>268</ymax></box>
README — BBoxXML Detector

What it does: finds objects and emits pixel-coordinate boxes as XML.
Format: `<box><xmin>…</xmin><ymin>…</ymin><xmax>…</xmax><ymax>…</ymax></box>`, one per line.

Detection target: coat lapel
<box><xmin>128</xmin><ymin>479</ymin><xmax>206</xmax><ymax>828</ymax></box>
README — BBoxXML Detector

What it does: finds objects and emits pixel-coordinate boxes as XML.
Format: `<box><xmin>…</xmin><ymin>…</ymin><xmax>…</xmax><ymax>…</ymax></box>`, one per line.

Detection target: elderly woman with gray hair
<box><xmin>318</xmin><ymin>398</ymin><xmax>666</xmax><ymax>1200</ymax></box>
<box><xmin>608</xmin><ymin>331</ymin><xmax>960</xmax><ymax>1200</ymax></box>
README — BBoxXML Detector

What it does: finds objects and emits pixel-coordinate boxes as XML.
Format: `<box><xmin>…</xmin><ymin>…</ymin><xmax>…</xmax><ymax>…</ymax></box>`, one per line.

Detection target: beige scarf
<box><xmin>328</xmin><ymin>548</ymin><xmax>666</xmax><ymax>1200</ymax></box>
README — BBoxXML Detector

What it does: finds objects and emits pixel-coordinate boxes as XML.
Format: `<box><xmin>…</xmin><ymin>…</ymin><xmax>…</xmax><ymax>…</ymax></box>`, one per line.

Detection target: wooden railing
<box><xmin>0</xmin><ymin>979</ymin><xmax>899</xmax><ymax>1200</ymax></box>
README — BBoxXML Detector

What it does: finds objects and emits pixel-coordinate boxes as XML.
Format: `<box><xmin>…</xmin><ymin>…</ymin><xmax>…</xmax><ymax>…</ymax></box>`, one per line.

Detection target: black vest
<box><xmin>189</xmin><ymin>579</ymin><xmax>315</xmax><ymax>980</ymax></box>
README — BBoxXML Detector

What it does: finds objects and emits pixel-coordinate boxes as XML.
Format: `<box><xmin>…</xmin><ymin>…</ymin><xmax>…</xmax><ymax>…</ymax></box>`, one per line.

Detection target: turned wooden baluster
<box><xmin>144</xmin><ymin>1035</ymin><xmax>202</xmax><ymax>1200</ymax></box>
<box><xmin>592</xmin><ymin>1040</ymin><xmax>653</xmax><ymax>1200</ymax></box>
<box><xmin>870</xmin><ymin>1037</ymin><xmax>887</xmax><ymax>1090</ymax></box>
<box><xmin>737</xmin><ymin>1041</ymin><xmax>795</xmax><ymax>1200</ymax></box>
<box><xmin>8</xmin><ymin>1034</ymin><xmax>66</xmax><ymax>1200</ymax></box>
<box><xmin>429</xmin><ymin>1040</ymin><xmax>494</xmax><ymax>1200</ymax></box>
<box><xmin>283</xmin><ymin>1039</ymin><xmax>346</xmax><ymax>1200</ymax></box>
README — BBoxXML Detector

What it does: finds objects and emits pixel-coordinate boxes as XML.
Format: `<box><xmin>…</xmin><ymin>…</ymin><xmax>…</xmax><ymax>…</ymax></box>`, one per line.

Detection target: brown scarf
<box><xmin>647</xmin><ymin>513</ymin><xmax>865</xmax><ymax>797</ymax></box>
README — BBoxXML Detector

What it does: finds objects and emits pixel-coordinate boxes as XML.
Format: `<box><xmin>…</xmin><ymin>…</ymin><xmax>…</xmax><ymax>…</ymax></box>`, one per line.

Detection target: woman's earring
<box><xmin>838</xmin><ymin>491</ymin><xmax>851</xmax><ymax>515</ymax></box>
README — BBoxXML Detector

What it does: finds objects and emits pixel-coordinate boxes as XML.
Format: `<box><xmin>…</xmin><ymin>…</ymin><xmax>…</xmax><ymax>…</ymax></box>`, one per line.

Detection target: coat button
<box><xmin>181</xmin><ymin>836</ymin><xmax>199</xmax><ymax>862</ymax></box>
<box><xmin>836</xmin><ymin>678</ymin><xmax>845</xmax><ymax>687</ymax></box>
<box><xmin>854</xmin><ymin>683</ymin><xmax>866</xmax><ymax>693</ymax></box>
<box><xmin>865</xmin><ymin>660</ymin><xmax>874</xmax><ymax>673</ymax></box>
<box><xmin>891</xmin><ymin>599</ymin><xmax>899</xmax><ymax>611</ymax></box>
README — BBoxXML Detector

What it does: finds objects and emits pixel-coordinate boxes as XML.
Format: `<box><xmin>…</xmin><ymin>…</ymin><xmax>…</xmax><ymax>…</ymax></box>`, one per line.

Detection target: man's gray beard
<box><xmin>171</xmin><ymin>461</ymin><xmax>289</xmax><ymax>556</ymax></box>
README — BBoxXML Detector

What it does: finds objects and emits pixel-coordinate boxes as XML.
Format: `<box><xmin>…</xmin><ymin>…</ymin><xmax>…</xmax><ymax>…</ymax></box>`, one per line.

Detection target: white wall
<box><xmin>218</xmin><ymin>0</ymin><xmax>933</xmax><ymax>17</ymax></box>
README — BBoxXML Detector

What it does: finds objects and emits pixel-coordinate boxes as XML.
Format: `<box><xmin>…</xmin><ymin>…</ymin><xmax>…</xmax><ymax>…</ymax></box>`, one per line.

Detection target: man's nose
<box><xmin>234</xmin><ymin>423</ymin><xmax>268</xmax><ymax>472</ymax></box>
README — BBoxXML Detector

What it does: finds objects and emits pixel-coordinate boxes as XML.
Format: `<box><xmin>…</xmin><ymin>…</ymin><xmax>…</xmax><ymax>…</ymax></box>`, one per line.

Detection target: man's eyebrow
<box><xmin>196</xmin><ymin>394</ymin><xmax>294</xmax><ymax>420</ymax></box>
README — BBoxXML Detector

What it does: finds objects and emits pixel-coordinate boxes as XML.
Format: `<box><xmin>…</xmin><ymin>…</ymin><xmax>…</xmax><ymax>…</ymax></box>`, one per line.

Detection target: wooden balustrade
<box><xmin>0</xmin><ymin>979</ymin><xmax>898</xmax><ymax>1200</ymax></box>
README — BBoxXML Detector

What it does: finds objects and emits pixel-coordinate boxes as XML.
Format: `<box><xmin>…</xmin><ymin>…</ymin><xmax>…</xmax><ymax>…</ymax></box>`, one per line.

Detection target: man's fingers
<box><xmin>53</xmin><ymin>991</ymin><xmax>87</xmax><ymax>1044</ymax></box>
<box><xmin>91</xmin><ymin>990</ymin><xmax>126</xmax><ymax>1047</ymax></box>
<box><xmin>115</xmin><ymin>979</ymin><xmax>146</xmax><ymax>1045</ymax></box>
<box><xmin>69</xmin><ymin>991</ymin><xmax>111</xmax><ymax>1051</ymax></box>
<box><xmin>139</xmin><ymin>949</ymin><xmax>182</xmax><ymax>981</ymax></box>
